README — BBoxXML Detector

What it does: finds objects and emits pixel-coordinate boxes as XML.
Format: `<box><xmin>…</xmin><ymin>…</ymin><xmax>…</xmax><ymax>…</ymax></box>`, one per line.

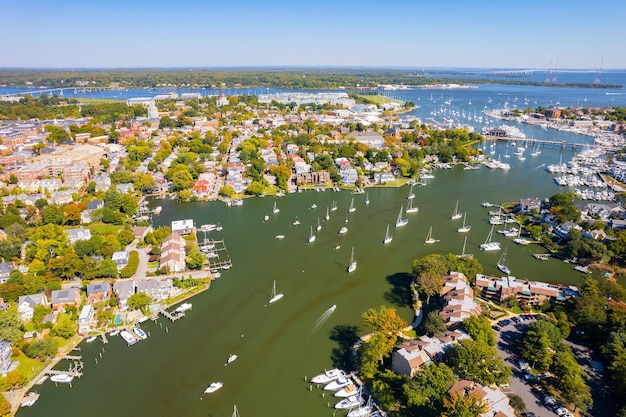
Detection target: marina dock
<box><xmin>158</xmin><ymin>307</ymin><xmax>185</xmax><ymax>322</ymax></box>
<box><xmin>483</xmin><ymin>135</ymin><xmax>620</xmax><ymax>151</ymax></box>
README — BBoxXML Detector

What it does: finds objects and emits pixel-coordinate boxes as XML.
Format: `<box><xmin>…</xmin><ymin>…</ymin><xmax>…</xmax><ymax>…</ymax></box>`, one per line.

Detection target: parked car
<box><xmin>500</xmin><ymin>319</ymin><xmax>512</xmax><ymax>326</ymax></box>
<box><xmin>543</xmin><ymin>396</ymin><xmax>557</xmax><ymax>405</ymax></box>
<box><xmin>523</xmin><ymin>373</ymin><xmax>538</xmax><ymax>383</ymax></box>
<box><xmin>512</xmin><ymin>316</ymin><xmax>522</xmax><ymax>323</ymax></box>
<box><xmin>517</xmin><ymin>359</ymin><xmax>531</xmax><ymax>372</ymax></box>
<box><xmin>555</xmin><ymin>407</ymin><xmax>569</xmax><ymax>416</ymax></box>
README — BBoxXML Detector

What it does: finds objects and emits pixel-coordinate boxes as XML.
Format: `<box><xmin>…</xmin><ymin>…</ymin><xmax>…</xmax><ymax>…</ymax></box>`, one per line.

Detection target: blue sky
<box><xmin>1</xmin><ymin>0</ymin><xmax>621</xmax><ymax>69</ymax></box>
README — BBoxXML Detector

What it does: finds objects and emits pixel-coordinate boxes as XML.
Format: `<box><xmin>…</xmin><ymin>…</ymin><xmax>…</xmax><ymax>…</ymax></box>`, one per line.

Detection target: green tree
<box><xmin>460</xmin><ymin>316</ymin><xmax>496</xmax><ymax>346</ymax></box>
<box><xmin>50</xmin><ymin>314</ymin><xmax>76</xmax><ymax>339</ymax></box>
<box><xmin>44</xmin><ymin>125</ymin><xmax>71</xmax><ymax>144</ymax></box>
<box><xmin>422</xmin><ymin>310</ymin><xmax>446</xmax><ymax>337</ymax></box>
<box><xmin>441</xmin><ymin>392</ymin><xmax>488</xmax><ymax>417</ymax></box>
<box><xmin>416</xmin><ymin>271</ymin><xmax>443</xmax><ymax>304</ymax></box>
<box><xmin>446</xmin><ymin>339</ymin><xmax>512</xmax><ymax>386</ymax></box>
<box><xmin>403</xmin><ymin>362</ymin><xmax>457</xmax><ymax>409</ymax></box>
<box><xmin>128</xmin><ymin>292</ymin><xmax>152</xmax><ymax>312</ymax></box>
<box><xmin>185</xmin><ymin>247</ymin><xmax>205</xmax><ymax>270</ymax></box>
<box><xmin>0</xmin><ymin>307</ymin><xmax>23</xmax><ymax>343</ymax></box>
<box><xmin>23</xmin><ymin>338</ymin><xmax>59</xmax><ymax>359</ymax></box>
<box><xmin>246</xmin><ymin>180</ymin><xmax>266</xmax><ymax>196</ymax></box>
<box><xmin>552</xmin><ymin>345</ymin><xmax>592</xmax><ymax>410</ymax></box>
<box><xmin>520</xmin><ymin>319</ymin><xmax>562</xmax><ymax>371</ymax></box>
<box><xmin>219</xmin><ymin>185</ymin><xmax>235</xmax><ymax>198</ymax></box>
<box><xmin>32</xmin><ymin>304</ymin><xmax>50</xmax><ymax>330</ymax></box>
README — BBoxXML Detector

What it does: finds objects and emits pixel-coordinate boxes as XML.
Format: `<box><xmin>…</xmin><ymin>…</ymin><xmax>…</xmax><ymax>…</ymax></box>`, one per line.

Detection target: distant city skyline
<box><xmin>2</xmin><ymin>0</ymin><xmax>623</xmax><ymax>70</ymax></box>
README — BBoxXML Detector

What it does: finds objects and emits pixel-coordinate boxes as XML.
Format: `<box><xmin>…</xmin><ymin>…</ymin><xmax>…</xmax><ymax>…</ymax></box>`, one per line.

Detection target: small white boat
<box><xmin>383</xmin><ymin>224</ymin><xmax>393</xmax><ymax>245</ymax></box>
<box><xmin>50</xmin><ymin>374</ymin><xmax>74</xmax><ymax>384</ymax></box>
<box><xmin>109</xmin><ymin>329</ymin><xmax>120</xmax><ymax>336</ymax></box>
<box><xmin>424</xmin><ymin>226</ymin><xmax>439</xmax><ymax>244</ymax></box>
<box><xmin>338</xmin><ymin>227</ymin><xmax>348</xmax><ymax>235</ymax></box>
<box><xmin>311</xmin><ymin>369</ymin><xmax>345</xmax><ymax>384</ymax></box>
<box><xmin>395</xmin><ymin>206</ymin><xmax>408</xmax><ymax>227</ymax></box>
<box><xmin>335</xmin><ymin>383</ymin><xmax>357</xmax><ymax>397</ymax></box>
<box><xmin>347</xmin><ymin>247</ymin><xmax>357</xmax><ymax>273</ymax></box>
<box><xmin>335</xmin><ymin>395</ymin><xmax>364</xmax><ymax>409</ymax></box>
<box><xmin>407</xmin><ymin>183</ymin><xmax>415</xmax><ymax>200</ymax></box>
<box><xmin>348</xmin><ymin>198</ymin><xmax>356</xmax><ymax>213</ymax></box>
<box><xmin>406</xmin><ymin>199</ymin><xmax>418</xmax><ymax>213</ymax></box>
<box><xmin>324</xmin><ymin>375</ymin><xmax>351</xmax><ymax>391</ymax></box>
<box><xmin>480</xmin><ymin>225</ymin><xmax>501</xmax><ymax>251</ymax></box>
<box><xmin>175</xmin><ymin>303</ymin><xmax>192</xmax><ymax>313</ymax></box>
<box><xmin>269</xmin><ymin>280</ymin><xmax>284</xmax><ymax>304</ymax></box>
<box><xmin>457</xmin><ymin>213</ymin><xmax>471</xmax><ymax>233</ymax></box>
<box><xmin>365</xmin><ymin>192</ymin><xmax>370</xmax><ymax>205</ymax></box>
<box><xmin>275</xmin><ymin>235</ymin><xmax>285</xmax><ymax>239</ymax></box>
<box><xmin>316</xmin><ymin>218</ymin><xmax>322</xmax><ymax>231</ymax></box>
<box><xmin>272</xmin><ymin>202</ymin><xmax>279</xmax><ymax>213</ymax></box>
<box><xmin>292</xmin><ymin>220</ymin><xmax>301</xmax><ymax>226</ymax></box>
<box><xmin>308</xmin><ymin>226</ymin><xmax>316</xmax><ymax>243</ymax></box>
<box><xmin>85</xmin><ymin>336</ymin><xmax>97</xmax><ymax>343</ymax></box>
<box><xmin>311</xmin><ymin>204</ymin><xmax>317</xmax><ymax>209</ymax></box>
<box><xmin>497</xmin><ymin>248</ymin><xmax>511</xmax><ymax>275</ymax></box>
<box><xmin>227</xmin><ymin>354</ymin><xmax>238</xmax><ymax>364</ymax></box>
<box><xmin>325</xmin><ymin>207</ymin><xmax>330</xmax><ymax>221</ymax></box>
<box><xmin>120</xmin><ymin>331</ymin><xmax>137</xmax><ymax>346</ymax></box>
<box><xmin>221</xmin><ymin>263</ymin><xmax>232</xmax><ymax>270</ymax></box>
<box><xmin>330</xmin><ymin>200</ymin><xmax>338</xmax><ymax>211</ymax></box>
<box><xmin>20</xmin><ymin>392</ymin><xmax>39</xmax><ymax>407</ymax></box>
<box><xmin>263</xmin><ymin>215</ymin><xmax>269</xmax><ymax>221</ymax></box>
<box><xmin>134</xmin><ymin>325</ymin><xmax>147</xmax><ymax>340</ymax></box>
<box><xmin>450</xmin><ymin>200</ymin><xmax>462</xmax><ymax>220</ymax></box>
<box><xmin>204</xmin><ymin>382</ymin><xmax>223</xmax><ymax>393</ymax></box>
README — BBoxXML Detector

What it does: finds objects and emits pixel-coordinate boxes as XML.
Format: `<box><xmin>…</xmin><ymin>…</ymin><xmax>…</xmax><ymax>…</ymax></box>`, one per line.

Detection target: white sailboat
<box><xmin>232</xmin><ymin>405</ymin><xmax>240</xmax><ymax>417</ymax></box>
<box><xmin>268</xmin><ymin>280</ymin><xmax>284</xmax><ymax>304</ymax></box>
<box><xmin>513</xmin><ymin>226</ymin><xmax>531</xmax><ymax>245</ymax></box>
<box><xmin>316</xmin><ymin>217</ymin><xmax>322</xmax><ymax>231</ymax></box>
<box><xmin>383</xmin><ymin>224</ymin><xmax>393</xmax><ymax>244</ymax></box>
<box><xmin>406</xmin><ymin>198</ymin><xmax>419</xmax><ymax>213</ymax></box>
<box><xmin>331</xmin><ymin>200</ymin><xmax>338</xmax><ymax>211</ymax></box>
<box><xmin>497</xmin><ymin>248</ymin><xmax>511</xmax><ymax>275</ymax></box>
<box><xmin>347</xmin><ymin>247</ymin><xmax>357</xmax><ymax>273</ymax></box>
<box><xmin>457</xmin><ymin>236</ymin><xmax>473</xmax><ymax>258</ymax></box>
<box><xmin>395</xmin><ymin>206</ymin><xmax>408</xmax><ymax>227</ymax></box>
<box><xmin>457</xmin><ymin>212</ymin><xmax>471</xmax><ymax>233</ymax></box>
<box><xmin>365</xmin><ymin>192</ymin><xmax>370</xmax><ymax>205</ymax></box>
<box><xmin>348</xmin><ymin>198</ymin><xmax>356</xmax><ymax>213</ymax></box>
<box><xmin>272</xmin><ymin>201</ymin><xmax>279</xmax><ymax>214</ymax></box>
<box><xmin>450</xmin><ymin>200</ymin><xmax>462</xmax><ymax>220</ymax></box>
<box><xmin>308</xmin><ymin>226</ymin><xmax>316</xmax><ymax>243</ymax></box>
<box><xmin>407</xmin><ymin>183</ymin><xmax>415</xmax><ymax>200</ymax></box>
<box><xmin>325</xmin><ymin>207</ymin><xmax>330</xmax><ymax>221</ymax></box>
<box><xmin>480</xmin><ymin>225</ymin><xmax>501</xmax><ymax>251</ymax></box>
<box><xmin>424</xmin><ymin>226</ymin><xmax>439</xmax><ymax>244</ymax></box>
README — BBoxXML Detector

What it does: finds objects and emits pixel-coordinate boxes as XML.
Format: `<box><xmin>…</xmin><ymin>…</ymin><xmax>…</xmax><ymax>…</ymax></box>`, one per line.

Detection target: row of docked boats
<box><xmin>120</xmin><ymin>324</ymin><xmax>148</xmax><ymax>346</ymax></box>
<box><xmin>310</xmin><ymin>369</ymin><xmax>378</xmax><ymax>415</ymax></box>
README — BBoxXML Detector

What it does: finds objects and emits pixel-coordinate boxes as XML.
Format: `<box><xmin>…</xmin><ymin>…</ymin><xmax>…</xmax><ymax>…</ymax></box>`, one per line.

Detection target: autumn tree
<box><xmin>441</xmin><ymin>392</ymin><xmax>488</xmax><ymax>417</ymax></box>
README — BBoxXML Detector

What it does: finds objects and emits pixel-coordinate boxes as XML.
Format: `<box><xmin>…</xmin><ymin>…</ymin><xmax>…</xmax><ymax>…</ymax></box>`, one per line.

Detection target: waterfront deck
<box><xmin>158</xmin><ymin>307</ymin><xmax>185</xmax><ymax>322</ymax></box>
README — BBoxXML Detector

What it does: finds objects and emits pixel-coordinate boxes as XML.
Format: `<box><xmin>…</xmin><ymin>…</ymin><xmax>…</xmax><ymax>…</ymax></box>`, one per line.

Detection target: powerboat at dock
<box><xmin>324</xmin><ymin>375</ymin><xmax>351</xmax><ymax>391</ymax></box>
<box><xmin>310</xmin><ymin>369</ymin><xmax>345</xmax><ymax>384</ymax></box>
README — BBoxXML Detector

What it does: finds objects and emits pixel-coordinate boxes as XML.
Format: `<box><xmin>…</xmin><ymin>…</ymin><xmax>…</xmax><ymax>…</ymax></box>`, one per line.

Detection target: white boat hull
<box><xmin>311</xmin><ymin>369</ymin><xmax>344</xmax><ymax>384</ymax></box>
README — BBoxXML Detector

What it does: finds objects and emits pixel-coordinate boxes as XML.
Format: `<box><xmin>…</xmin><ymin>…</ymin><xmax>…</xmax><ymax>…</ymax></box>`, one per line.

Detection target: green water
<box><xmin>19</xmin><ymin>147</ymin><xmax>595</xmax><ymax>417</ymax></box>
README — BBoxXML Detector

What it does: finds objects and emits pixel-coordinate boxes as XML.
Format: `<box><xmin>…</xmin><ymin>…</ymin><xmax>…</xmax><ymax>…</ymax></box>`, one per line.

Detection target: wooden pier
<box><xmin>158</xmin><ymin>308</ymin><xmax>185</xmax><ymax>322</ymax></box>
<box><xmin>483</xmin><ymin>135</ymin><xmax>619</xmax><ymax>151</ymax></box>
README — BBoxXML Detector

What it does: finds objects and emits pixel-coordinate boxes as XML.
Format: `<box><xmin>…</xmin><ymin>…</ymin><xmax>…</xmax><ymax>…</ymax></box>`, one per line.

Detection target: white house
<box><xmin>17</xmin><ymin>293</ymin><xmax>49</xmax><ymax>321</ymax></box>
<box><xmin>171</xmin><ymin>219</ymin><xmax>195</xmax><ymax>235</ymax></box>
<box><xmin>78</xmin><ymin>305</ymin><xmax>95</xmax><ymax>335</ymax></box>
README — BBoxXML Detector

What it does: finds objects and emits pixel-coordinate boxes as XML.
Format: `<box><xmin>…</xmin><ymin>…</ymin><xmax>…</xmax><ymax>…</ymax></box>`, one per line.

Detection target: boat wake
<box><xmin>311</xmin><ymin>305</ymin><xmax>337</xmax><ymax>332</ymax></box>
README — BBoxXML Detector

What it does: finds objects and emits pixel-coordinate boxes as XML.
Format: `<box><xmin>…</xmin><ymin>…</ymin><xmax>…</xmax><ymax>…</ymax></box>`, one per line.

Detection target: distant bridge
<box><xmin>483</xmin><ymin>135</ymin><xmax>620</xmax><ymax>152</ymax></box>
<box><xmin>1</xmin><ymin>86</ymin><xmax>113</xmax><ymax>98</ymax></box>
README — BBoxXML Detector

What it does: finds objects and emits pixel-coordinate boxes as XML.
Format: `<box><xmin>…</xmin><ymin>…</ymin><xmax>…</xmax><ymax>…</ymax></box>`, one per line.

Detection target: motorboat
<box><xmin>335</xmin><ymin>395</ymin><xmax>364</xmax><ymax>409</ymax></box>
<box><xmin>120</xmin><ymin>330</ymin><xmax>137</xmax><ymax>346</ymax></box>
<box><xmin>85</xmin><ymin>336</ymin><xmax>97</xmax><ymax>343</ymax></box>
<box><xmin>174</xmin><ymin>303</ymin><xmax>192</xmax><ymax>313</ymax></box>
<box><xmin>204</xmin><ymin>382</ymin><xmax>223</xmax><ymax>393</ymax></box>
<box><xmin>109</xmin><ymin>329</ymin><xmax>120</xmax><ymax>336</ymax></box>
<box><xmin>275</xmin><ymin>235</ymin><xmax>285</xmax><ymax>239</ymax></box>
<box><xmin>134</xmin><ymin>325</ymin><xmax>147</xmax><ymax>340</ymax></box>
<box><xmin>292</xmin><ymin>220</ymin><xmax>301</xmax><ymax>226</ymax></box>
<box><xmin>347</xmin><ymin>404</ymin><xmax>373</xmax><ymax>417</ymax></box>
<box><xmin>335</xmin><ymin>383</ymin><xmax>358</xmax><ymax>397</ymax></box>
<box><xmin>20</xmin><ymin>392</ymin><xmax>39</xmax><ymax>407</ymax></box>
<box><xmin>227</xmin><ymin>354</ymin><xmax>238</xmax><ymax>364</ymax></box>
<box><xmin>263</xmin><ymin>215</ymin><xmax>269</xmax><ymax>221</ymax></box>
<box><xmin>310</xmin><ymin>369</ymin><xmax>345</xmax><ymax>384</ymax></box>
<box><xmin>324</xmin><ymin>375</ymin><xmax>351</xmax><ymax>391</ymax></box>
<box><xmin>50</xmin><ymin>374</ymin><xmax>74</xmax><ymax>384</ymax></box>
<box><xmin>338</xmin><ymin>227</ymin><xmax>348</xmax><ymax>235</ymax></box>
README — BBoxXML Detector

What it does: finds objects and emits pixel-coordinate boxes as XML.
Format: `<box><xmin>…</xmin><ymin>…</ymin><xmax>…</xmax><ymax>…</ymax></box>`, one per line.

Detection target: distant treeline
<box><xmin>0</xmin><ymin>68</ymin><xmax>620</xmax><ymax>89</ymax></box>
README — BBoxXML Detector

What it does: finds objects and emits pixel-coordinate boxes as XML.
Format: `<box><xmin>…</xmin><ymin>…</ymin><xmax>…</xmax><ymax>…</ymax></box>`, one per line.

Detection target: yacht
<box><xmin>335</xmin><ymin>384</ymin><xmax>358</xmax><ymax>397</ymax></box>
<box><xmin>450</xmin><ymin>200</ymin><xmax>462</xmax><ymax>220</ymax></box>
<box><xmin>338</xmin><ymin>227</ymin><xmax>348</xmax><ymax>235</ymax></box>
<box><xmin>324</xmin><ymin>375</ymin><xmax>352</xmax><ymax>391</ymax></box>
<box><xmin>480</xmin><ymin>225</ymin><xmax>501</xmax><ymax>251</ymax></box>
<box><xmin>335</xmin><ymin>395</ymin><xmax>364</xmax><ymax>409</ymax></box>
<box><xmin>120</xmin><ymin>330</ymin><xmax>137</xmax><ymax>346</ymax></box>
<box><xmin>174</xmin><ymin>303</ymin><xmax>192</xmax><ymax>313</ymax></box>
<box><xmin>497</xmin><ymin>248</ymin><xmax>511</xmax><ymax>275</ymax></box>
<box><xmin>268</xmin><ymin>280</ymin><xmax>284</xmax><ymax>304</ymax></box>
<box><xmin>311</xmin><ymin>369</ymin><xmax>345</xmax><ymax>384</ymax></box>
<box><xmin>406</xmin><ymin>199</ymin><xmax>418</xmax><ymax>213</ymax></box>
<box><xmin>395</xmin><ymin>206</ymin><xmax>408</xmax><ymax>227</ymax></box>
<box><xmin>457</xmin><ymin>213</ymin><xmax>471</xmax><ymax>233</ymax></box>
<box><xmin>134</xmin><ymin>325</ymin><xmax>147</xmax><ymax>340</ymax></box>
<box><xmin>227</xmin><ymin>354</ymin><xmax>238</xmax><ymax>364</ymax></box>
<box><xmin>275</xmin><ymin>235</ymin><xmax>285</xmax><ymax>239</ymax></box>
<box><xmin>50</xmin><ymin>374</ymin><xmax>74</xmax><ymax>384</ymax></box>
<box><xmin>204</xmin><ymin>382</ymin><xmax>223</xmax><ymax>393</ymax></box>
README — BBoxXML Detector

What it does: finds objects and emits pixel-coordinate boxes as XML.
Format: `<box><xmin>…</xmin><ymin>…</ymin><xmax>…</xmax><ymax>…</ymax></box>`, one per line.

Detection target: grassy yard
<box><xmin>88</xmin><ymin>223</ymin><xmax>124</xmax><ymax>234</ymax></box>
<box><xmin>356</xmin><ymin>94</ymin><xmax>403</xmax><ymax>105</ymax></box>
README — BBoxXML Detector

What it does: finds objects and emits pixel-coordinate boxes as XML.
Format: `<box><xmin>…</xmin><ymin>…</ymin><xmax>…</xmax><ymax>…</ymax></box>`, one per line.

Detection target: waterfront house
<box><xmin>553</xmin><ymin>221</ymin><xmax>582</xmax><ymax>239</ymax></box>
<box><xmin>112</xmin><ymin>250</ymin><xmax>129</xmax><ymax>271</ymax></box>
<box><xmin>448</xmin><ymin>380</ymin><xmax>516</xmax><ymax>417</ymax></box>
<box><xmin>132</xmin><ymin>226</ymin><xmax>152</xmax><ymax>241</ymax></box>
<box><xmin>159</xmin><ymin>233</ymin><xmax>186</xmax><ymax>273</ymax></box>
<box><xmin>86</xmin><ymin>282</ymin><xmax>112</xmax><ymax>304</ymax></box>
<box><xmin>474</xmin><ymin>274</ymin><xmax>571</xmax><ymax>307</ymax></box>
<box><xmin>113</xmin><ymin>280</ymin><xmax>135</xmax><ymax>311</ymax></box>
<box><xmin>518</xmin><ymin>197</ymin><xmax>542</xmax><ymax>214</ymax></box>
<box><xmin>66</xmin><ymin>227</ymin><xmax>92</xmax><ymax>244</ymax></box>
<box><xmin>51</xmin><ymin>288</ymin><xmax>80</xmax><ymax>313</ymax></box>
<box><xmin>0</xmin><ymin>262</ymin><xmax>14</xmax><ymax>284</ymax></box>
<box><xmin>171</xmin><ymin>219</ymin><xmax>194</xmax><ymax>235</ymax></box>
<box><xmin>0</xmin><ymin>340</ymin><xmax>16</xmax><ymax>376</ymax></box>
<box><xmin>78</xmin><ymin>305</ymin><xmax>95</xmax><ymax>335</ymax></box>
<box><xmin>17</xmin><ymin>293</ymin><xmax>49</xmax><ymax>321</ymax></box>
<box><xmin>439</xmin><ymin>272</ymin><xmax>481</xmax><ymax>325</ymax></box>
<box><xmin>136</xmin><ymin>278</ymin><xmax>176</xmax><ymax>301</ymax></box>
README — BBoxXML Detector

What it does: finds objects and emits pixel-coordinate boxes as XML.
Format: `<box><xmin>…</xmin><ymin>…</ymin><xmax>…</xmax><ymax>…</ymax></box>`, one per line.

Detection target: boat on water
<box><xmin>272</xmin><ymin>201</ymin><xmax>280</xmax><ymax>213</ymax></box>
<box><xmin>365</xmin><ymin>192</ymin><xmax>370</xmax><ymax>205</ymax></box>
<box><xmin>311</xmin><ymin>368</ymin><xmax>345</xmax><ymax>384</ymax></box>
<box><xmin>347</xmin><ymin>247</ymin><xmax>357</xmax><ymax>273</ymax></box>
<box><xmin>232</xmin><ymin>405</ymin><xmax>240</xmax><ymax>417</ymax></box>
<box><xmin>450</xmin><ymin>200</ymin><xmax>462</xmax><ymax>220</ymax></box>
<box><xmin>268</xmin><ymin>280</ymin><xmax>284</xmax><ymax>304</ymax></box>
<box><xmin>339</xmin><ymin>226</ymin><xmax>348</xmax><ymax>234</ymax></box>
<box><xmin>425</xmin><ymin>226</ymin><xmax>439</xmax><ymax>244</ymax></box>
<box><xmin>383</xmin><ymin>224</ymin><xmax>393</xmax><ymax>245</ymax></box>
<box><xmin>497</xmin><ymin>248</ymin><xmax>511</xmax><ymax>275</ymax></box>
<box><xmin>227</xmin><ymin>354</ymin><xmax>238</xmax><ymax>365</ymax></box>
<box><xmin>316</xmin><ymin>217</ymin><xmax>322</xmax><ymax>231</ymax></box>
<box><xmin>325</xmin><ymin>207</ymin><xmax>330</xmax><ymax>220</ymax></box>
<box><xmin>395</xmin><ymin>206</ymin><xmax>408</xmax><ymax>227</ymax></box>
<box><xmin>406</xmin><ymin>198</ymin><xmax>418</xmax><ymax>213</ymax></box>
<box><xmin>109</xmin><ymin>329</ymin><xmax>120</xmax><ymax>336</ymax></box>
<box><xmin>311</xmin><ymin>204</ymin><xmax>317</xmax><ymax>209</ymax></box>
<box><xmin>134</xmin><ymin>325</ymin><xmax>147</xmax><ymax>340</ymax></box>
<box><xmin>292</xmin><ymin>220</ymin><xmax>301</xmax><ymax>226</ymax></box>
<box><xmin>330</xmin><ymin>200</ymin><xmax>338</xmax><ymax>211</ymax></box>
<box><xmin>174</xmin><ymin>303</ymin><xmax>192</xmax><ymax>313</ymax></box>
<box><xmin>348</xmin><ymin>198</ymin><xmax>356</xmax><ymax>213</ymax></box>
<box><xmin>20</xmin><ymin>392</ymin><xmax>39</xmax><ymax>407</ymax></box>
<box><xmin>50</xmin><ymin>374</ymin><xmax>74</xmax><ymax>384</ymax></box>
<box><xmin>407</xmin><ymin>183</ymin><xmax>415</xmax><ymax>200</ymax></box>
<box><xmin>533</xmin><ymin>253</ymin><xmax>550</xmax><ymax>261</ymax></box>
<box><xmin>347</xmin><ymin>397</ymin><xmax>373</xmax><ymax>417</ymax></box>
<box><xmin>457</xmin><ymin>213</ymin><xmax>471</xmax><ymax>233</ymax></box>
<box><xmin>480</xmin><ymin>225</ymin><xmax>501</xmax><ymax>251</ymax></box>
<box><xmin>85</xmin><ymin>335</ymin><xmax>97</xmax><ymax>343</ymax></box>
<box><xmin>263</xmin><ymin>215</ymin><xmax>269</xmax><ymax>221</ymax></box>
<box><xmin>324</xmin><ymin>375</ymin><xmax>351</xmax><ymax>391</ymax></box>
<box><xmin>335</xmin><ymin>383</ymin><xmax>357</xmax><ymax>397</ymax></box>
<box><xmin>456</xmin><ymin>236</ymin><xmax>473</xmax><ymax>259</ymax></box>
<box><xmin>275</xmin><ymin>235</ymin><xmax>285</xmax><ymax>239</ymax></box>
<box><xmin>204</xmin><ymin>382</ymin><xmax>223</xmax><ymax>393</ymax></box>
<box><xmin>308</xmin><ymin>226</ymin><xmax>316</xmax><ymax>243</ymax></box>
<box><xmin>335</xmin><ymin>395</ymin><xmax>364</xmax><ymax>409</ymax></box>
<box><xmin>120</xmin><ymin>330</ymin><xmax>137</xmax><ymax>346</ymax></box>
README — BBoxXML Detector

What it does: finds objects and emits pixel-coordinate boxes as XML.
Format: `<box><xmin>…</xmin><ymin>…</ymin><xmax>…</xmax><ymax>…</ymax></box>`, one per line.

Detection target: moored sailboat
<box><xmin>425</xmin><ymin>226</ymin><xmax>439</xmax><ymax>244</ymax></box>
<box><xmin>348</xmin><ymin>198</ymin><xmax>356</xmax><ymax>213</ymax></box>
<box><xmin>480</xmin><ymin>225</ymin><xmax>501</xmax><ymax>251</ymax></box>
<box><xmin>497</xmin><ymin>248</ymin><xmax>511</xmax><ymax>275</ymax></box>
<box><xmin>383</xmin><ymin>224</ymin><xmax>393</xmax><ymax>244</ymax></box>
<box><xmin>450</xmin><ymin>200</ymin><xmax>462</xmax><ymax>220</ymax></box>
<box><xmin>347</xmin><ymin>247</ymin><xmax>357</xmax><ymax>273</ymax></box>
<box><xmin>406</xmin><ymin>198</ymin><xmax>419</xmax><ymax>213</ymax></box>
<box><xmin>457</xmin><ymin>212</ymin><xmax>471</xmax><ymax>233</ymax></box>
<box><xmin>269</xmin><ymin>280</ymin><xmax>284</xmax><ymax>304</ymax></box>
<box><xmin>308</xmin><ymin>226</ymin><xmax>316</xmax><ymax>243</ymax></box>
<box><xmin>395</xmin><ymin>206</ymin><xmax>408</xmax><ymax>227</ymax></box>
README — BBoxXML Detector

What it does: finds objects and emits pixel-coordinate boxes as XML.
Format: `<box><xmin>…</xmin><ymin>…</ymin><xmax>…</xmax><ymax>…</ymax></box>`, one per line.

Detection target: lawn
<box><xmin>88</xmin><ymin>223</ymin><xmax>124</xmax><ymax>234</ymax></box>
<box><xmin>356</xmin><ymin>94</ymin><xmax>404</xmax><ymax>105</ymax></box>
